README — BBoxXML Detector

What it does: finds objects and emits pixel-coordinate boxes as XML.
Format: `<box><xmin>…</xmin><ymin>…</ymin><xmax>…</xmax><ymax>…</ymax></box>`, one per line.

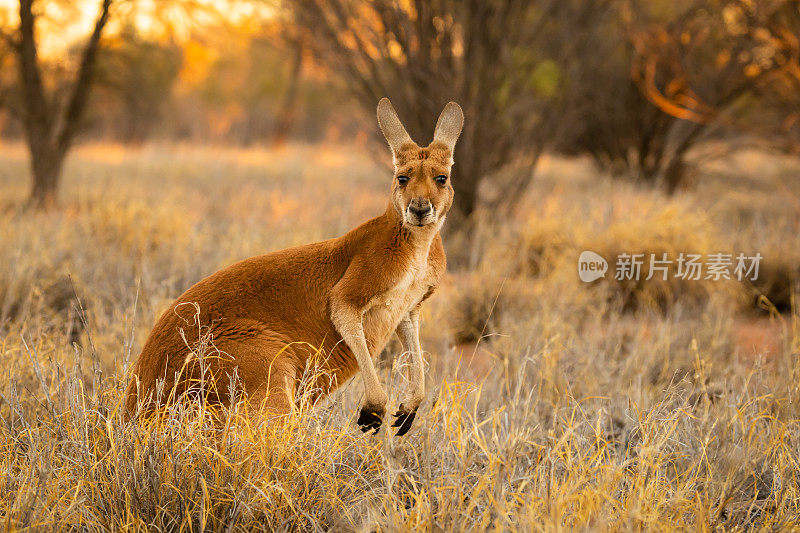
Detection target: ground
<box><xmin>0</xmin><ymin>142</ymin><xmax>798</xmax><ymax>530</ymax></box>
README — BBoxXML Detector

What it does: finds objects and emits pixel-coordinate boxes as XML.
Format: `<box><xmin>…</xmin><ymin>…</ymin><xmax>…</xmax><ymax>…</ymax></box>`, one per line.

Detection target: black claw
<box><xmin>357</xmin><ymin>407</ymin><xmax>383</xmax><ymax>434</ymax></box>
<box><xmin>392</xmin><ymin>407</ymin><xmax>417</xmax><ymax>436</ymax></box>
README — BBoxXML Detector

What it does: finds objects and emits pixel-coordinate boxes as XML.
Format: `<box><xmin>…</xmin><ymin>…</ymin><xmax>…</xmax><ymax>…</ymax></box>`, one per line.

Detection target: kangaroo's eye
<box><xmin>435</xmin><ymin>175</ymin><xmax>448</xmax><ymax>185</ymax></box>
<box><xmin>397</xmin><ymin>175</ymin><xmax>409</xmax><ymax>185</ymax></box>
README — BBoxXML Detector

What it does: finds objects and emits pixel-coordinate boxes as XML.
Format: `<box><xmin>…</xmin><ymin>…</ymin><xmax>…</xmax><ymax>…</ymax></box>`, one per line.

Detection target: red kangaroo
<box><xmin>125</xmin><ymin>99</ymin><xmax>464</xmax><ymax>435</ymax></box>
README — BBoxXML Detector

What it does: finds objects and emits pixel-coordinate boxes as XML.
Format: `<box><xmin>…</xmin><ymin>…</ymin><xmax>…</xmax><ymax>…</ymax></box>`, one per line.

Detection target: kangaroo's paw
<box><xmin>392</xmin><ymin>403</ymin><xmax>418</xmax><ymax>436</ymax></box>
<box><xmin>357</xmin><ymin>406</ymin><xmax>384</xmax><ymax>434</ymax></box>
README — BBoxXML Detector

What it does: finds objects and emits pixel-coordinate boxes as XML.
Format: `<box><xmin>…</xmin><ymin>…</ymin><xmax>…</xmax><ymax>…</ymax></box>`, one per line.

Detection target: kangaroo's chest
<box><xmin>362</xmin><ymin>259</ymin><xmax>434</xmax><ymax>353</ymax></box>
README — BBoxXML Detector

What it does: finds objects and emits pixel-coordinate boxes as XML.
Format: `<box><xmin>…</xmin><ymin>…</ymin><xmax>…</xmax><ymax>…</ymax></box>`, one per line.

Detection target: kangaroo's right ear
<box><xmin>377</xmin><ymin>98</ymin><xmax>414</xmax><ymax>163</ymax></box>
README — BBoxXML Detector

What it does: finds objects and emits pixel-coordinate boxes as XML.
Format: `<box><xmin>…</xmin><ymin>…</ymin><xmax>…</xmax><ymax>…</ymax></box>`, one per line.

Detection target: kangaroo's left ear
<box><xmin>433</xmin><ymin>102</ymin><xmax>464</xmax><ymax>154</ymax></box>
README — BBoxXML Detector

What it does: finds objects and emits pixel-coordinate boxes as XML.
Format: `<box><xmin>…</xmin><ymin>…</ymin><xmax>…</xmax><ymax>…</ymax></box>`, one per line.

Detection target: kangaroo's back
<box><xmin>126</xmin><ymin>221</ymin><xmax>366</xmax><ymax>413</ymax></box>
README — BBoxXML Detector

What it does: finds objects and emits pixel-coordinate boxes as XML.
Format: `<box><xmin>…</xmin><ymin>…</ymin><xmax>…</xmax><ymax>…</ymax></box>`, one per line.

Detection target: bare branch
<box><xmin>17</xmin><ymin>0</ymin><xmax>49</xmax><ymax>136</ymax></box>
<box><xmin>56</xmin><ymin>0</ymin><xmax>113</xmax><ymax>154</ymax></box>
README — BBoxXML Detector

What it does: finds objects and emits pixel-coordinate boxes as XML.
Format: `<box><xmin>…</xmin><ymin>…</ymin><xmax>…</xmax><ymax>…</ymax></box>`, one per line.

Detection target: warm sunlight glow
<box><xmin>0</xmin><ymin>0</ymin><xmax>275</xmax><ymax>58</ymax></box>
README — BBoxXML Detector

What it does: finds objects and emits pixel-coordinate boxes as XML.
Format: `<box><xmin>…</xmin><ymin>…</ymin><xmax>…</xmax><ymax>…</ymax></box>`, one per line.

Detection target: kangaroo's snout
<box><xmin>406</xmin><ymin>197</ymin><xmax>434</xmax><ymax>226</ymax></box>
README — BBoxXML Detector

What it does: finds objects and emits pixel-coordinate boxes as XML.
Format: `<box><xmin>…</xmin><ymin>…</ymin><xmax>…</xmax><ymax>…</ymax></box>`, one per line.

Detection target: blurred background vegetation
<box><xmin>0</xmin><ymin>0</ymin><xmax>799</xmax><ymax>214</ymax></box>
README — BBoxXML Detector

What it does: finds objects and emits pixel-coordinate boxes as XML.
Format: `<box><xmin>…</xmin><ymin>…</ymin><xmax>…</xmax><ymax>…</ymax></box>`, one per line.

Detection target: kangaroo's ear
<box><xmin>377</xmin><ymin>98</ymin><xmax>414</xmax><ymax>161</ymax></box>
<box><xmin>433</xmin><ymin>102</ymin><xmax>464</xmax><ymax>154</ymax></box>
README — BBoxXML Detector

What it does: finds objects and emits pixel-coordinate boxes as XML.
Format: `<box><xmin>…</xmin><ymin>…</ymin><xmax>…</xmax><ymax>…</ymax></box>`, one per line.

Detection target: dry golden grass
<box><xmin>0</xmin><ymin>142</ymin><xmax>799</xmax><ymax>530</ymax></box>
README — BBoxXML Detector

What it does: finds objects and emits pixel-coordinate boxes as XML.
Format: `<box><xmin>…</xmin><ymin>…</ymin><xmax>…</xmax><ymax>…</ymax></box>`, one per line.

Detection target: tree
<box><xmin>1</xmin><ymin>0</ymin><xmax>113</xmax><ymax>209</ymax></box>
<box><xmin>551</xmin><ymin>0</ymin><xmax>800</xmax><ymax>194</ymax></box>
<box><xmin>626</xmin><ymin>0</ymin><xmax>798</xmax><ymax>192</ymax></box>
<box><xmin>270</xmin><ymin>35</ymin><xmax>304</xmax><ymax>148</ymax></box>
<box><xmin>550</xmin><ymin>3</ymin><xmax>683</xmax><ymax>186</ymax></box>
<box><xmin>289</xmin><ymin>0</ymin><xmax>599</xmax><ymax>223</ymax></box>
<box><xmin>95</xmin><ymin>25</ymin><xmax>182</xmax><ymax>144</ymax></box>
<box><xmin>742</xmin><ymin>1</ymin><xmax>800</xmax><ymax>152</ymax></box>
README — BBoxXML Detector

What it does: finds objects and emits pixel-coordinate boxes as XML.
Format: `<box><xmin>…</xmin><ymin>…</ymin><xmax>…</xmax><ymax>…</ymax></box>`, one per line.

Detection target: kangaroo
<box><xmin>125</xmin><ymin>98</ymin><xmax>464</xmax><ymax>435</ymax></box>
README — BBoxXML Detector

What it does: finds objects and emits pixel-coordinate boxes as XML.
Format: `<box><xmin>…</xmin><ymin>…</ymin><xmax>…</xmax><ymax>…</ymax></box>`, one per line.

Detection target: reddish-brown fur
<box><xmin>125</xmin><ymin>100</ymin><xmax>463</xmax><ymax>434</ymax></box>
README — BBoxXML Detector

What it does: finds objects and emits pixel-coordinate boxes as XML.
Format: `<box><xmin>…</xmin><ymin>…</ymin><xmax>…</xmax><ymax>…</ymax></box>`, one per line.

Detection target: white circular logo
<box><xmin>578</xmin><ymin>251</ymin><xmax>608</xmax><ymax>282</ymax></box>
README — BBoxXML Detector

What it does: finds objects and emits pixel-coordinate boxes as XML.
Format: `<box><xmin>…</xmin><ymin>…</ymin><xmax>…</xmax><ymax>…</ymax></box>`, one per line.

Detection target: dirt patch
<box><xmin>452</xmin><ymin>342</ymin><xmax>497</xmax><ymax>379</ymax></box>
<box><xmin>733</xmin><ymin>316</ymin><xmax>787</xmax><ymax>363</ymax></box>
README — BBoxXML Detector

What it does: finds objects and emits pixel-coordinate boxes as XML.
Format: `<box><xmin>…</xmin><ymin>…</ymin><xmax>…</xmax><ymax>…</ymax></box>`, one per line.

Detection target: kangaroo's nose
<box><xmin>409</xmin><ymin>201</ymin><xmax>432</xmax><ymax>219</ymax></box>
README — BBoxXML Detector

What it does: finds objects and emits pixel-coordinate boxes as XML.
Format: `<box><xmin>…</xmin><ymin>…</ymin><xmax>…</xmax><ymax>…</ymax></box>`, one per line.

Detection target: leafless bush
<box><xmin>289</xmin><ymin>0</ymin><xmax>614</xmax><ymax>224</ymax></box>
<box><xmin>557</xmin><ymin>0</ymin><xmax>800</xmax><ymax>193</ymax></box>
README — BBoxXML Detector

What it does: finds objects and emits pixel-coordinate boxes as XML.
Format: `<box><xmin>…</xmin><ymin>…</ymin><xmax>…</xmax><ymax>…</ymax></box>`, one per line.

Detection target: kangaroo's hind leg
<box><xmin>212</xmin><ymin>332</ymin><xmax>300</xmax><ymax>419</ymax></box>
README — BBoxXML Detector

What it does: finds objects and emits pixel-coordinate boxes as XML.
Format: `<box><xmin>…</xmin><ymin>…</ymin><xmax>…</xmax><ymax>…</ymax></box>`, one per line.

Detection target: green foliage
<box><xmin>529</xmin><ymin>59</ymin><xmax>561</xmax><ymax>98</ymax></box>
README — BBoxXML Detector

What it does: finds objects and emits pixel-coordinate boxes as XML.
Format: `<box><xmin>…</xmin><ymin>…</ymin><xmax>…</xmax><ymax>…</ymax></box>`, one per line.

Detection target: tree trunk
<box><xmin>663</xmin><ymin>155</ymin><xmax>685</xmax><ymax>196</ymax></box>
<box><xmin>28</xmin><ymin>141</ymin><xmax>63</xmax><ymax>209</ymax></box>
<box><xmin>16</xmin><ymin>0</ymin><xmax>112</xmax><ymax>209</ymax></box>
<box><xmin>271</xmin><ymin>39</ymin><xmax>304</xmax><ymax>148</ymax></box>
<box><xmin>662</xmin><ymin>121</ymin><xmax>704</xmax><ymax>195</ymax></box>
<box><xmin>443</xmin><ymin>163</ymin><xmax>481</xmax><ymax>269</ymax></box>
<box><xmin>450</xmin><ymin>139</ymin><xmax>481</xmax><ymax>223</ymax></box>
<box><xmin>451</xmin><ymin>171</ymin><xmax>479</xmax><ymax>224</ymax></box>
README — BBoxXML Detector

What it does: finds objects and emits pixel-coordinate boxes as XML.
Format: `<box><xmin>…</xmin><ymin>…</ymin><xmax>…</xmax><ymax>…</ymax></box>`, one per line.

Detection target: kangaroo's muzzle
<box><xmin>405</xmin><ymin>198</ymin><xmax>435</xmax><ymax>226</ymax></box>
